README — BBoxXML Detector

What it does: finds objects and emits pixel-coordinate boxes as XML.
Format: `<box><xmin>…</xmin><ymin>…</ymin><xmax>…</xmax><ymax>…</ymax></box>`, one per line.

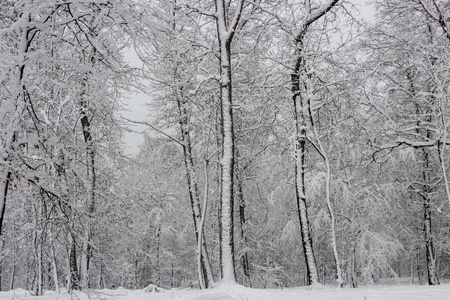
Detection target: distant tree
<box><xmin>363</xmin><ymin>0</ymin><xmax>450</xmax><ymax>285</ymax></box>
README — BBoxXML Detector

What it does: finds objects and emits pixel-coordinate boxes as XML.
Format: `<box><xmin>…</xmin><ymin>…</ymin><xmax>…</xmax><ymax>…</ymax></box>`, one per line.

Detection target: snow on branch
<box><xmin>121</xmin><ymin>117</ymin><xmax>183</xmax><ymax>146</ymax></box>
<box><xmin>299</xmin><ymin>0</ymin><xmax>341</xmax><ymax>38</ymax></box>
<box><xmin>372</xmin><ymin>137</ymin><xmax>450</xmax><ymax>161</ymax></box>
<box><xmin>185</xmin><ymin>4</ymin><xmax>216</xmax><ymax>18</ymax></box>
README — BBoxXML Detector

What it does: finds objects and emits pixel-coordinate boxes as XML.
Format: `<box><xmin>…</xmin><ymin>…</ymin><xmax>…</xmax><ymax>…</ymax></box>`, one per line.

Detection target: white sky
<box><xmin>121</xmin><ymin>91</ymin><xmax>149</xmax><ymax>155</ymax></box>
<box><xmin>121</xmin><ymin>47</ymin><xmax>151</xmax><ymax>156</ymax></box>
<box><xmin>350</xmin><ymin>0</ymin><xmax>375</xmax><ymax>21</ymax></box>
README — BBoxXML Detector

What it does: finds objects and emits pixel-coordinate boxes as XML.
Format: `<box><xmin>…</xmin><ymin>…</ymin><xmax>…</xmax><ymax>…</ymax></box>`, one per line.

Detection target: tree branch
<box><xmin>121</xmin><ymin>117</ymin><xmax>183</xmax><ymax>146</ymax></box>
<box><xmin>186</xmin><ymin>4</ymin><xmax>216</xmax><ymax>18</ymax></box>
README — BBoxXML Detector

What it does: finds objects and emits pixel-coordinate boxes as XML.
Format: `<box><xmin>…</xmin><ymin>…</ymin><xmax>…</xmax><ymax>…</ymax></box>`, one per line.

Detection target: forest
<box><xmin>0</xmin><ymin>0</ymin><xmax>449</xmax><ymax>296</ymax></box>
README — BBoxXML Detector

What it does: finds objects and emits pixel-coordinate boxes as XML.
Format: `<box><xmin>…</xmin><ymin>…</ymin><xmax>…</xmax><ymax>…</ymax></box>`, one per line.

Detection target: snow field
<box><xmin>2</xmin><ymin>283</ymin><xmax>450</xmax><ymax>300</ymax></box>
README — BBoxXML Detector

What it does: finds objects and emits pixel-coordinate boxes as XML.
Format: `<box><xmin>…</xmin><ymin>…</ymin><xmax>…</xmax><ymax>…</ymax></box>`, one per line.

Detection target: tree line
<box><xmin>0</xmin><ymin>0</ymin><xmax>449</xmax><ymax>294</ymax></box>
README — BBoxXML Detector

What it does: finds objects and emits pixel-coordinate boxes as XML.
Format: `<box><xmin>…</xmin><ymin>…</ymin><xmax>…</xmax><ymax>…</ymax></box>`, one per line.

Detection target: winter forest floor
<box><xmin>2</xmin><ymin>283</ymin><xmax>450</xmax><ymax>300</ymax></box>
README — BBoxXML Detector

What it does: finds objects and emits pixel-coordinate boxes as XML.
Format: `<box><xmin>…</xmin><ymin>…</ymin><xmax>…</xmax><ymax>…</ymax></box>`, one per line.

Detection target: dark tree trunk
<box><xmin>235</xmin><ymin>150</ymin><xmax>251</xmax><ymax>286</ymax></box>
<box><xmin>69</xmin><ymin>235</ymin><xmax>80</xmax><ymax>290</ymax></box>
<box><xmin>291</xmin><ymin>44</ymin><xmax>319</xmax><ymax>285</ymax></box>
<box><xmin>420</xmin><ymin>141</ymin><xmax>439</xmax><ymax>285</ymax></box>
<box><xmin>79</xmin><ymin>78</ymin><xmax>96</xmax><ymax>290</ymax></box>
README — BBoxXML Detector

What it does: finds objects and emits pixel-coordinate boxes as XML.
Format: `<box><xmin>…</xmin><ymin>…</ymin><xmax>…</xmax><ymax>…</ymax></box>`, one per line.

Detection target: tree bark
<box><xmin>0</xmin><ymin>13</ymin><xmax>33</xmax><ymax>237</ymax></box>
<box><xmin>68</xmin><ymin>233</ymin><xmax>80</xmax><ymax>290</ymax></box>
<box><xmin>0</xmin><ymin>240</ymin><xmax>4</xmax><ymax>291</ymax></box>
<box><xmin>197</xmin><ymin>160</ymin><xmax>210</xmax><ymax>290</ymax></box>
<box><xmin>420</xmin><ymin>148</ymin><xmax>439</xmax><ymax>285</ymax></box>
<box><xmin>79</xmin><ymin>77</ymin><xmax>96</xmax><ymax>291</ymax></box>
<box><xmin>48</xmin><ymin>229</ymin><xmax>60</xmax><ymax>293</ymax></box>
<box><xmin>289</xmin><ymin>0</ymin><xmax>340</xmax><ymax>286</ymax></box>
<box><xmin>307</xmin><ymin>97</ymin><xmax>344</xmax><ymax>287</ymax></box>
<box><xmin>214</xmin><ymin>0</ymin><xmax>245</xmax><ymax>284</ymax></box>
<box><xmin>156</xmin><ymin>215</ymin><xmax>161</xmax><ymax>287</ymax></box>
<box><xmin>171</xmin><ymin>1</ymin><xmax>215</xmax><ymax>287</ymax></box>
<box><xmin>235</xmin><ymin>150</ymin><xmax>251</xmax><ymax>286</ymax></box>
<box><xmin>176</xmin><ymin>98</ymin><xmax>215</xmax><ymax>288</ymax></box>
<box><xmin>423</xmin><ymin>197</ymin><xmax>439</xmax><ymax>285</ymax></box>
<box><xmin>0</xmin><ymin>170</ymin><xmax>12</xmax><ymax>238</ymax></box>
<box><xmin>33</xmin><ymin>201</ymin><xmax>43</xmax><ymax>296</ymax></box>
<box><xmin>324</xmin><ymin>155</ymin><xmax>344</xmax><ymax>287</ymax></box>
<box><xmin>291</xmin><ymin>47</ymin><xmax>319</xmax><ymax>286</ymax></box>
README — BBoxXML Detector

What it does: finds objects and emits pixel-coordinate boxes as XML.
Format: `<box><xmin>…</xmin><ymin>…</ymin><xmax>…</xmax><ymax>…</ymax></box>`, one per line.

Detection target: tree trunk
<box><xmin>156</xmin><ymin>206</ymin><xmax>162</xmax><ymax>287</ymax></box>
<box><xmin>198</xmin><ymin>160</ymin><xmax>211</xmax><ymax>290</ymax></box>
<box><xmin>9</xmin><ymin>247</ymin><xmax>15</xmax><ymax>290</ymax></box>
<box><xmin>350</xmin><ymin>243</ymin><xmax>357</xmax><ymax>288</ymax></box>
<box><xmin>416</xmin><ymin>243</ymin><xmax>422</xmax><ymax>285</ymax></box>
<box><xmin>214</xmin><ymin>0</ymin><xmax>245</xmax><ymax>284</ymax></box>
<box><xmin>99</xmin><ymin>261</ymin><xmax>106</xmax><ymax>289</ymax></box>
<box><xmin>134</xmin><ymin>258</ymin><xmax>138</xmax><ymax>289</ymax></box>
<box><xmin>420</xmin><ymin>149</ymin><xmax>439</xmax><ymax>285</ymax></box>
<box><xmin>423</xmin><ymin>196</ymin><xmax>439</xmax><ymax>285</ymax></box>
<box><xmin>171</xmin><ymin>1</ymin><xmax>215</xmax><ymax>287</ymax></box>
<box><xmin>0</xmin><ymin>170</ymin><xmax>12</xmax><ymax>238</ymax></box>
<box><xmin>176</xmin><ymin>99</ymin><xmax>215</xmax><ymax>288</ymax></box>
<box><xmin>33</xmin><ymin>201</ymin><xmax>43</xmax><ymax>296</ymax></box>
<box><xmin>291</xmin><ymin>50</ymin><xmax>319</xmax><ymax>285</ymax></box>
<box><xmin>285</xmin><ymin>0</ymin><xmax>339</xmax><ymax>285</ymax></box>
<box><xmin>235</xmin><ymin>150</ymin><xmax>251</xmax><ymax>286</ymax></box>
<box><xmin>307</xmin><ymin>97</ymin><xmax>344</xmax><ymax>287</ymax></box>
<box><xmin>0</xmin><ymin>13</ymin><xmax>33</xmax><ymax>238</ymax></box>
<box><xmin>48</xmin><ymin>229</ymin><xmax>60</xmax><ymax>293</ymax></box>
<box><xmin>0</xmin><ymin>240</ymin><xmax>4</xmax><ymax>291</ymax></box>
<box><xmin>68</xmin><ymin>234</ymin><xmax>79</xmax><ymax>291</ymax></box>
<box><xmin>79</xmin><ymin>81</ymin><xmax>96</xmax><ymax>290</ymax></box>
<box><xmin>322</xmin><ymin>151</ymin><xmax>344</xmax><ymax>286</ymax></box>
<box><xmin>218</xmin><ymin>39</ymin><xmax>236</xmax><ymax>282</ymax></box>
<box><xmin>216</xmin><ymin>95</ymin><xmax>224</xmax><ymax>279</ymax></box>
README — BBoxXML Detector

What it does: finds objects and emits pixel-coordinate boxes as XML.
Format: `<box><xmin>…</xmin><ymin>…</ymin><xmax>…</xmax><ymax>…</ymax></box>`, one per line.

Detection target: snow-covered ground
<box><xmin>3</xmin><ymin>283</ymin><xmax>450</xmax><ymax>300</ymax></box>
